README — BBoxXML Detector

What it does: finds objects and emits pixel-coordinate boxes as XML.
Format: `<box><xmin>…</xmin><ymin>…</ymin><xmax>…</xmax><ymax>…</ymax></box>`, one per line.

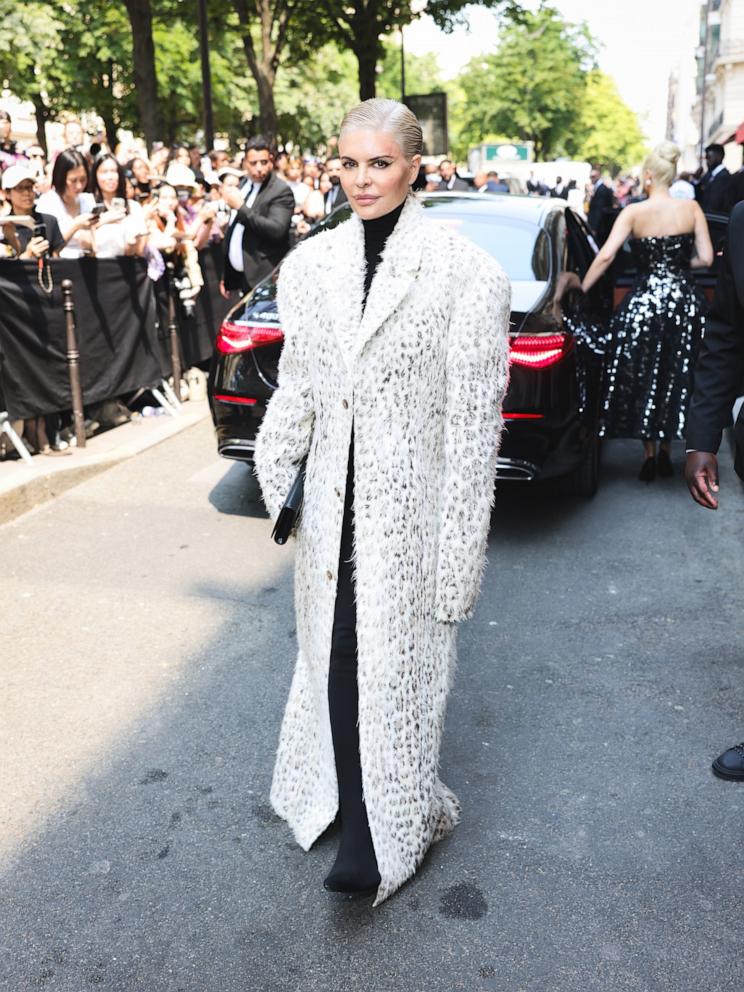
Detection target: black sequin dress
<box><xmin>600</xmin><ymin>234</ymin><xmax>706</xmax><ymax>440</ymax></box>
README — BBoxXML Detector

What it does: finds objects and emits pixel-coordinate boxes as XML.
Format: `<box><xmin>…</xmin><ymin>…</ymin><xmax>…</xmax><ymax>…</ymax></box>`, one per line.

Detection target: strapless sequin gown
<box><xmin>600</xmin><ymin>234</ymin><xmax>706</xmax><ymax>440</ymax></box>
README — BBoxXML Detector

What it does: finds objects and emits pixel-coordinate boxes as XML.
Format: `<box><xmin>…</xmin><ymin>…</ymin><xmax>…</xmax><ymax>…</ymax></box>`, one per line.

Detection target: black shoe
<box><xmin>325</xmin><ymin>667</ymin><xmax>381</xmax><ymax>899</ymax></box>
<box><xmin>657</xmin><ymin>449</ymin><xmax>674</xmax><ymax>477</ymax></box>
<box><xmin>323</xmin><ymin>877</ymin><xmax>379</xmax><ymax>899</ymax></box>
<box><xmin>712</xmin><ymin>743</ymin><xmax>744</xmax><ymax>781</ymax></box>
<box><xmin>638</xmin><ymin>456</ymin><xmax>656</xmax><ymax>483</ymax></box>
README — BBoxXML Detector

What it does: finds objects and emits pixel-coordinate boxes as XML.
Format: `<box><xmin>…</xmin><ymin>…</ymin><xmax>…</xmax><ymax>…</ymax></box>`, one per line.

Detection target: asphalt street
<box><xmin>2</xmin><ymin>420</ymin><xmax>744</xmax><ymax>992</ymax></box>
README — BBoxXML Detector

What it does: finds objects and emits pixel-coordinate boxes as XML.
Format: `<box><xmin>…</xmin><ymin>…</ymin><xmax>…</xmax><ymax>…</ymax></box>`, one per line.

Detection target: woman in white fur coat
<box><xmin>254</xmin><ymin>99</ymin><xmax>511</xmax><ymax>907</ymax></box>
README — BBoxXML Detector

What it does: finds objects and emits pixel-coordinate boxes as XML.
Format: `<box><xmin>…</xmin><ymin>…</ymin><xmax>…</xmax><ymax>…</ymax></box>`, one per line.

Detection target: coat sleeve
<box><xmin>434</xmin><ymin>253</ymin><xmax>511</xmax><ymax>623</ymax></box>
<box><xmin>253</xmin><ymin>248</ymin><xmax>315</xmax><ymax>522</ymax></box>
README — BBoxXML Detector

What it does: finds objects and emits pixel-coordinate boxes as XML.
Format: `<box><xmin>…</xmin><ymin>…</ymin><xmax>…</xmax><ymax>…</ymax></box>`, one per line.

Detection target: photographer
<box><xmin>146</xmin><ymin>182</ymin><xmax>203</xmax><ymax>306</ymax></box>
<box><xmin>0</xmin><ymin>165</ymin><xmax>63</xmax><ymax>259</ymax></box>
<box><xmin>0</xmin><ymin>165</ymin><xmax>67</xmax><ymax>455</ymax></box>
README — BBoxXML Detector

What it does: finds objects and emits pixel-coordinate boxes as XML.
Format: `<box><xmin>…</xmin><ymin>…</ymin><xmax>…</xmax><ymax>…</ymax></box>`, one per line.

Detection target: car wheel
<box><xmin>558</xmin><ymin>433</ymin><xmax>601</xmax><ymax>498</ymax></box>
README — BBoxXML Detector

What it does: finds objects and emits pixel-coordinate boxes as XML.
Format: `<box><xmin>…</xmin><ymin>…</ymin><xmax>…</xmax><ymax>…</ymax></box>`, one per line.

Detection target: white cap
<box><xmin>164</xmin><ymin>163</ymin><xmax>197</xmax><ymax>189</ymax></box>
<box><xmin>216</xmin><ymin>166</ymin><xmax>244</xmax><ymax>182</ymax></box>
<box><xmin>2</xmin><ymin>164</ymin><xmax>35</xmax><ymax>190</ymax></box>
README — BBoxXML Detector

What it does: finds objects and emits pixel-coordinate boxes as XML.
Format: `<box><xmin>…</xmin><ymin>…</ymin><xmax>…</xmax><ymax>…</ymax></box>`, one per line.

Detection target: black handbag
<box><xmin>271</xmin><ymin>456</ymin><xmax>307</xmax><ymax>545</ymax></box>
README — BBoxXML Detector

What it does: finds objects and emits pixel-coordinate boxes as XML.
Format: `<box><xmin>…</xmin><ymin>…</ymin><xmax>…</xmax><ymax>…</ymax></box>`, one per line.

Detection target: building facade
<box><xmin>692</xmin><ymin>0</ymin><xmax>744</xmax><ymax>172</ymax></box>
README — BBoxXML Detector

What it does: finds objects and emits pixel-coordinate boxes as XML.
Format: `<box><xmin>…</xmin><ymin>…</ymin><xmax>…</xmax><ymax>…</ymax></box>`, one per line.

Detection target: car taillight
<box><xmin>509</xmin><ymin>333</ymin><xmax>573</xmax><ymax>369</ymax></box>
<box><xmin>216</xmin><ymin>321</ymin><xmax>284</xmax><ymax>354</ymax></box>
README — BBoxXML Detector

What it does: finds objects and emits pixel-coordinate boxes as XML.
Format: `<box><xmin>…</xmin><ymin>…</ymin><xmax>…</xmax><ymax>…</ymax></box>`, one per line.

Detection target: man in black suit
<box><xmin>696</xmin><ymin>143</ymin><xmax>731</xmax><ymax>215</ymax></box>
<box><xmin>220</xmin><ymin>135</ymin><xmax>295</xmax><ymax>298</ymax></box>
<box><xmin>324</xmin><ymin>155</ymin><xmax>348</xmax><ymax>214</ymax></box>
<box><xmin>551</xmin><ymin>175</ymin><xmax>569</xmax><ymax>199</ymax></box>
<box><xmin>437</xmin><ymin>159</ymin><xmax>468</xmax><ymax>192</ymax></box>
<box><xmin>587</xmin><ymin>166</ymin><xmax>614</xmax><ymax>243</ymax></box>
<box><xmin>685</xmin><ymin>200</ymin><xmax>744</xmax><ymax>779</ymax></box>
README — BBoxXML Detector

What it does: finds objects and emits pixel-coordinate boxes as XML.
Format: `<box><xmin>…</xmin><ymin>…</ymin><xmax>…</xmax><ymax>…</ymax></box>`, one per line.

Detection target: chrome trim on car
<box><xmin>218</xmin><ymin>438</ymin><xmax>255</xmax><ymax>462</ymax></box>
<box><xmin>494</xmin><ymin>457</ymin><xmax>539</xmax><ymax>481</ymax></box>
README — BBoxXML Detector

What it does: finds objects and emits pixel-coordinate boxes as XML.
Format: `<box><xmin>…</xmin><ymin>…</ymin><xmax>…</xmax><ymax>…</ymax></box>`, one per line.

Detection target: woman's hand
<box><xmin>2</xmin><ymin>221</ymin><xmax>21</xmax><ymax>255</ymax></box>
<box><xmin>21</xmin><ymin>236</ymin><xmax>50</xmax><ymax>259</ymax></box>
<box><xmin>552</xmin><ymin>271</ymin><xmax>582</xmax><ymax>306</ymax></box>
<box><xmin>551</xmin><ymin>271</ymin><xmax>582</xmax><ymax>322</ymax></box>
<box><xmin>72</xmin><ymin>212</ymin><xmax>97</xmax><ymax>233</ymax></box>
<box><xmin>97</xmin><ymin>206</ymin><xmax>127</xmax><ymax>227</ymax></box>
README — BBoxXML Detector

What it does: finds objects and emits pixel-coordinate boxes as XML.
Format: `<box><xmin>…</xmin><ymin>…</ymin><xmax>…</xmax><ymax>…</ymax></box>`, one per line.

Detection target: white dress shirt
<box><xmin>228</xmin><ymin>180</ymin><xmax>262</xmax><ymax>272</ymax></box>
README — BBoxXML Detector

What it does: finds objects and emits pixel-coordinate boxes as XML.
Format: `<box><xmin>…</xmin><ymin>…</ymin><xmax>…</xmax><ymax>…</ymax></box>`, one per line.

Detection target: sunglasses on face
<box><xmin>14</xmin><ymin>184</ymin><xmax>35</xmax><ymax>193</ymax></box>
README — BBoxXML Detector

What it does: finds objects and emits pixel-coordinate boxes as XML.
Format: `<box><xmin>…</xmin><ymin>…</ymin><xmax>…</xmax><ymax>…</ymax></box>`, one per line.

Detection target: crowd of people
<box><xmin>2</xmin><ymin>103</ymin><xmax>744</xmax><ymax>464</ymax></box>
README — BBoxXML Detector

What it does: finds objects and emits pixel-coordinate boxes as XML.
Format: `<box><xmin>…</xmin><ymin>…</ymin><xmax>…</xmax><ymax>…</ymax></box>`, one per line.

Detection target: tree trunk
<box><xmin>122</xmin><ymin>0</ymin><xmax>162</xmax><ymax>151</ymax></box>
<box><xmin>32</xmin><ymin>94</ymin><xmax>49</xmax><ymax>157</ymax></box>
<box><xmin>234</xmin><ymin>0</ymin><xmax>289</xmax><ymax>145</ymax></box>
<box><xmin>255</xmin><ymin>69</ymin><xmax>278</xmax><ymax>140</ymax></box>
<box><xmin>102</xmin><ymin>62</ymin><xmax>119</xmax><ymax>152</ymax></box>
<box><xmin>354</xmin><ymin>40</ymin><xmax>379</xmax><ymax>100</ymax></box>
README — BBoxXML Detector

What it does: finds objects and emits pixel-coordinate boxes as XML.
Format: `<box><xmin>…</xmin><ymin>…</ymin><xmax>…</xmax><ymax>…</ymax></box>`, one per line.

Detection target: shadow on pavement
<box><xmin>208</xmin><ymin>460</ymin><xmax>268</xmax><ymax>519</ymax></box>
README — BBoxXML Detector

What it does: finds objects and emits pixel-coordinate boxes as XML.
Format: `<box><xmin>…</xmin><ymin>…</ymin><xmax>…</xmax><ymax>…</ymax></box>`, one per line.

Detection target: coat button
<box><xmin>334</xmin><ymin>488</ymin><xmax>342</xmax><ymax>498</ymax></box>
<box><xmin>326</xmin><ymin>569</ymin><xmax>333</xmax><ymax>580</ymax></box>
<box><xmin>341</xmin><ymin>398</ymin><xmax>349</xmax><ymax>409</ymax></box>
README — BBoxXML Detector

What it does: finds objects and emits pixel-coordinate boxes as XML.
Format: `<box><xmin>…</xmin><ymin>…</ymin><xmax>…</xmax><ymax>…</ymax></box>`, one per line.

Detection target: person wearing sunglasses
<box><xmin>0</xmin><ymin>165</ymin><xmax>63</xmax><ymax>259</ymax></box>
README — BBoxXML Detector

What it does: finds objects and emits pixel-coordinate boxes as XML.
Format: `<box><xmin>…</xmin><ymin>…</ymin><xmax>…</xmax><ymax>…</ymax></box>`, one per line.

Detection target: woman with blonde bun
<box><xmin>555</xmin><ymin>142</ymin><xmax>713</xmax><ymax>481</ymax></box>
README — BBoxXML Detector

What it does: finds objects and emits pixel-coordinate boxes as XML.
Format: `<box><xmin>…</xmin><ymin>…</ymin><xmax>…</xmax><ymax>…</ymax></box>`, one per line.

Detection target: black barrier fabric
<box><xmin>0</xmin><ymin>258</ymin><xmax>162</xmax><ymax>420</ymax></box>
<box><xmin>151</xmin><ymin>245</ymin><xmax>232</xmax><ymax>371</ymax></box>
<box><xmin>192</xmin><ymin>244</ymin><xmax>233</xmax><ymax>365</ymax></box>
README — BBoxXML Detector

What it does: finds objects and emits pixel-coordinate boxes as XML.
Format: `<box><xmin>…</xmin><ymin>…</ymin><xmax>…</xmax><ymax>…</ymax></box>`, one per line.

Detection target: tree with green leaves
<box><xmin>452</xmin><ymin>3</ymin><xmax>597</xmax><ymax>160</ymax></box>
<box><xmin>317</xmin><ymin>0</ymin><xmax>523</xmax><ymax>101</ymax></box>
<box><xmin>571</xmin><ymin>70</ymin><xmax>646</xmax><ymax>173</ymax></box>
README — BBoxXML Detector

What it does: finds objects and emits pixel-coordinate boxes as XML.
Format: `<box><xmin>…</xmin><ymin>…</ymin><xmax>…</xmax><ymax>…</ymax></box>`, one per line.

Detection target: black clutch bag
<box><xmin>271</xmin><ymin>457</ymin><xmax>307</xmax><ymax>545</ymax></box>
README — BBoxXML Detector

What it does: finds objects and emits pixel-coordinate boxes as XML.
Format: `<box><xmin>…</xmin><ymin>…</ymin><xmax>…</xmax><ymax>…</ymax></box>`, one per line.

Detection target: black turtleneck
<box><xmin>362</xmin><ymin>199</ymin><xmax>405</xmax><ymax>308</ymax></box>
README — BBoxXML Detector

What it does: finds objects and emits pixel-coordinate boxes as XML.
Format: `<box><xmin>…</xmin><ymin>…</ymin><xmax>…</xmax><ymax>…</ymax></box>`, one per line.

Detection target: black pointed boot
<box><xmin>324</xmin><ymin>667</ymin><xmax>380</xmax><ymax>897</ymax></box>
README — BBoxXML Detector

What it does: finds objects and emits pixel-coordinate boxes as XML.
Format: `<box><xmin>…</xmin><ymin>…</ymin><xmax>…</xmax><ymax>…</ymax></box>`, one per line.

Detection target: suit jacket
<box><xmin>223</xmin><ymin>171</ymin><xmax>295</xmax><ymax>291</ymax></box>
<box><xmin>726</xmin><ymin>169</ymin><xmax>744</xmax><ymax>213</ymax></box>
<box><xmin>587</xmin><ymin>182</ymin><xmax>614</xmax><ymax>239</ymax></box>
<box><xmin>686</xmin><ymin>200</ymin><xmax>744</xmax><ymax>477</ymax></box>
<box><xmin>551</xmin><ymin>185</ymin><xmax>569</xmax><ymax>200</ymax></box>
<box><xmin>697</xmin><ymin>167</ymin><xmax>731</xmax><ymax>214</ymax></box>
<box><xmin>437</xmin><ymin>176</ymin><xmax>469</xmax><ymax>192</ymax></box>
<box><xmin>324</xmin><ymin>183</ymin><xmax>347</xmax><ymax>214</ymax></box>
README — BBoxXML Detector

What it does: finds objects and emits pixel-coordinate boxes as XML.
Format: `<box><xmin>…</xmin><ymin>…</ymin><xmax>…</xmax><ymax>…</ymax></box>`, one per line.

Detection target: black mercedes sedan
<box><xmin>209</xmin><ymin>193</ymin><xmax>607</xmax><ymax>496</ymax></box>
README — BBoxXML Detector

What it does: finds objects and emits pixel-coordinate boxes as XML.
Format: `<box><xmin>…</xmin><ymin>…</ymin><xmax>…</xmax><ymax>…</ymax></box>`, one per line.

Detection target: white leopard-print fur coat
<box><xmin>254</xmin><ymin>195</ymin><xmax>511</xmax><ymax>906</ymax></box>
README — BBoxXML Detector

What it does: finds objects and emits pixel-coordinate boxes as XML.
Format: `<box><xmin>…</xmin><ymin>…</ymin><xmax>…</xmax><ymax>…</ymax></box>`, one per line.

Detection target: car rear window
<box><xmin>315</xmin><ymin>200</ymin><xmax>550</xmax><ymax>282</ymax></box>
<box><xmin>422</xmin><ymin>204</ymin><xmax>550</xmax><ymax>281</ymax></box>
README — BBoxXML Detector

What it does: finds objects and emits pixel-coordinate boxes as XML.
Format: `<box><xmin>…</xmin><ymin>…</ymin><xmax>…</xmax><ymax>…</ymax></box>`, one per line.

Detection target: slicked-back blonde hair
<box><xmin>643</xmin><ymin>141</ymin><xmax>681</xmax><ymax>188</ymax></box>
<box><xmin>339</xmin><ymin>98</ymin><xmax>423</xmax><ymax>161</ymax></box>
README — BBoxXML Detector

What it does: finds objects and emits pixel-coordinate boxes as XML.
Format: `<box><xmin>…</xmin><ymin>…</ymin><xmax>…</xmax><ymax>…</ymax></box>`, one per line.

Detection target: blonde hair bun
<box><xmin>643</xmin><ymin>142</ymin><xmax>681</xmax><ymax>188</ymax></box>
<box><xmin>656</xmin><ymin>141</ymin><xmax>681</xmax><ymax>166</ymax></box>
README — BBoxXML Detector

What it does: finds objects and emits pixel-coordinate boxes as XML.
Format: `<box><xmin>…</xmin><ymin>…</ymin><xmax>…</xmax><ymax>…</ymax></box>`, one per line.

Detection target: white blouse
<box><xmin>36</xmin><ymin>189</ymin><xmax>96</xmax><ymax>259</ymax></box>
<box><xmin>93</xmin><ymin>200</ymin><xmax>148</xmax><ymax>259</ymax></box>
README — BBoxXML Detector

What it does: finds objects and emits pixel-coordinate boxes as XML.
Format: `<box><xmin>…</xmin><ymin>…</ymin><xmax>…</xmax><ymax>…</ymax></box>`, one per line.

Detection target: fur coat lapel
<box><xmin>322</xmin><ymin>196</ymin><xmax>425</xmax><ymax>373</ymax></box>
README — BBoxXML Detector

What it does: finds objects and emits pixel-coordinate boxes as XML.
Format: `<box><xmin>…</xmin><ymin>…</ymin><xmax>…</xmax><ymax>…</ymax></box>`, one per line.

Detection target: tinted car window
<box><xmin>314</xmin><ymin>199</ymin><xmax>550</xmax><ymax>281</ymax></box>
<box><xmin>421</xmin><ymin>203</ymin><xmax>549</xmax><ymax>281</ymax></box>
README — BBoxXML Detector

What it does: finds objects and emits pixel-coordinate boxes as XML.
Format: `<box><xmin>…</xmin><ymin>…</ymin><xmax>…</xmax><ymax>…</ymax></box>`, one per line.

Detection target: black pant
<box><xmin>330</xmin><ymin>439</ymin><xmax>357</xmax><ymax>675</ymax></box>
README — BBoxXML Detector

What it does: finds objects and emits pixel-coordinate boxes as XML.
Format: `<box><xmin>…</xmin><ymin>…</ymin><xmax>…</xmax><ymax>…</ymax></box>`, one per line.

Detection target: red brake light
<box><xmin>509</xmin><ymin>333</ymin><xmax>573</xmax><ymax>369</ymax></box>
<box><xmin>216</xmin><ymin>321</ymin><xmax>284</xmax><ymax>354</ymax></box>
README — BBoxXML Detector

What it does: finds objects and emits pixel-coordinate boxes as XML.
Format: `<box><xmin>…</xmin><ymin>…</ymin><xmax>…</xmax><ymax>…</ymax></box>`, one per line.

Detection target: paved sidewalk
<box><xmin>0</xmin><ymin>399</ymin><xmax>211</xmax><ymax>525</ymax></box>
